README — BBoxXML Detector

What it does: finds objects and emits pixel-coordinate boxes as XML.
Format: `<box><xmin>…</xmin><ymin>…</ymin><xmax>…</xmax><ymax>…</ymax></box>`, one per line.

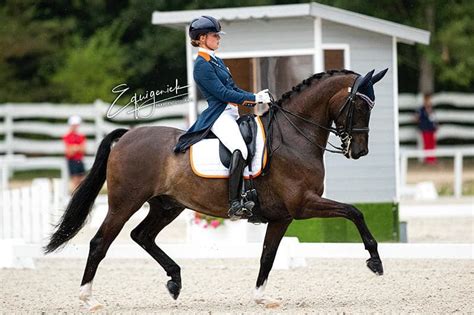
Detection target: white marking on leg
<box><xmin>253</xmin><ymin>280</ymin><xmax>267</xmax><ymax>303</ymax></box>
<box><xmin>79</xmin><ymin>281</ymin><xmax>104</xmax><ymax>311</ymax></box>
<box><xmin>253</xmin><ymin>280</ymin><xmax>281</xmax><ymax>308</ymax></box>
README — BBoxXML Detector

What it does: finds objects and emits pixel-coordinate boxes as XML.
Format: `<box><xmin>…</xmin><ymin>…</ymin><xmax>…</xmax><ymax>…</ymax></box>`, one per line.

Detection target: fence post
<box><xmin>94</xmin><ymin>99</ymin><xmax>105</xmax><ymax>150</ymax></box>
<box><xmin>5</xmin><ymin>104</ymin><xmax>13</xmax><ymax>158</ymax></box>
<box><xmin>399</xmin><ymin>152</ymin><xmax>408</xmax><ymax>192</ymax></box>
<box><xmin>454</xmin><ymin>152</ymin><xmax>463</xmax><ymax>198</ymax></box>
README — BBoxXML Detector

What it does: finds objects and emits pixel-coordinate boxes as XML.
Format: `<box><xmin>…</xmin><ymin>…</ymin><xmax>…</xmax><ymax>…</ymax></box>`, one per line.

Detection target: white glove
<box><xmin>255</xmin><ymin>89</ymin><xmax>271</xmax><ymax>104</ymax></box>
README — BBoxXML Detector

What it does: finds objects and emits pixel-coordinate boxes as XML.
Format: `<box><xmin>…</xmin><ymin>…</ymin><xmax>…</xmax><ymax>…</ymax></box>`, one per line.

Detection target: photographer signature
<box><xmin>107</xmin><ymin>79</ymin><xmax>190</xmax><ymax>119</ymax></box>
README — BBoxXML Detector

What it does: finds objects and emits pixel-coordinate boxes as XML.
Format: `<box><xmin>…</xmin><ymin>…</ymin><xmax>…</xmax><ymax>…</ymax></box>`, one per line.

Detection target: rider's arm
<box><xmin>194</xmin><ymin>61</ymin><xmax>256</xmax><ymax>106</ymax></box>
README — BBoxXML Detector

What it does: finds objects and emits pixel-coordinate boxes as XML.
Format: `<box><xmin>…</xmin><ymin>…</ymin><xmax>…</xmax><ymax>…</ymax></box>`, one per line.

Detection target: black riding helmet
<box><xmin>189</xmin><ymin>16</ymin><xmax>226</xmax><ymax>40</ymax></box>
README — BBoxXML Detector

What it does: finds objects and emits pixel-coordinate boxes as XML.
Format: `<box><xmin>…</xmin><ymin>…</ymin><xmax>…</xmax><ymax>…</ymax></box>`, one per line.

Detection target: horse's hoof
<box><xmin>366</xmin><ymin>257</ymin><xmax>384</xmax><ymax>275</ymax></box>
<box><xmin>166</xmin><ymin>280</ymin><xmax>181</xmax><ymax>300</ymax></box>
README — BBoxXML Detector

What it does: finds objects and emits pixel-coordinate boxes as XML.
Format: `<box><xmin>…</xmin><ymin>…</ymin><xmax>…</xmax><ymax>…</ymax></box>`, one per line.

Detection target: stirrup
<box><xmin>228</xmin><ymin>200</ymin><xmax>253</xmax><ymax>221</ymax></box>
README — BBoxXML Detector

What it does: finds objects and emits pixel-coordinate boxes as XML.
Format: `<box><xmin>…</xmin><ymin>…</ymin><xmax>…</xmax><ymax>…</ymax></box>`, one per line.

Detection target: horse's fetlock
<box><xmin>167</xmin><ymin>265</ymin><xmax>181</xmax><ymax>278</ymax></box>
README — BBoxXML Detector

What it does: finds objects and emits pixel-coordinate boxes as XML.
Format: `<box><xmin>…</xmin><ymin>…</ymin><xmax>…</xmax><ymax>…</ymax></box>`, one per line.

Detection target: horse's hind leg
<box><xmin>79</xmin><ymin>202</ymin><xmax>142</xmax><ymax>311</ymax></box>
<box><xmin>130</xmin><ymin>196</ymin><xmax>184</xmax><ymax>300</ymax></box>
<box><xmin>296</xmin><ymin>194</ymin><xmax>383</xmax><ymax>275</ymax></box>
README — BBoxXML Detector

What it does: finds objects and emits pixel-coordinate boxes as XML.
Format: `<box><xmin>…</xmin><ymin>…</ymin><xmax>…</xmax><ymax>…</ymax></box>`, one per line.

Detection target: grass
<box><xmin>285</xmin><ymin>202</ymin><xmax>399</xmax><ymax>243</ymax></box>
<box><xmin>12</xmin><ymin>169</ymin><xmax>61</xmax><ymax>180</ymax></box>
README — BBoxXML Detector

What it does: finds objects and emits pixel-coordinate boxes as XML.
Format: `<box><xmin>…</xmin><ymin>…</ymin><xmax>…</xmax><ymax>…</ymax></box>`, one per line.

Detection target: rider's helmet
<box><xmin>189</xmin><ymin>16</ymin><xmax>225</xmax><ymax>42</ymax></box>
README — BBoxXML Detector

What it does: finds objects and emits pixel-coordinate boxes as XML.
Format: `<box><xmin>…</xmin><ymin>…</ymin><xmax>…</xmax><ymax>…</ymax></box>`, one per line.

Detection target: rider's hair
<box><xmin>191</xmin><ymin>39</ymin><xmax>200</xmax><ymax>47</ymax></box>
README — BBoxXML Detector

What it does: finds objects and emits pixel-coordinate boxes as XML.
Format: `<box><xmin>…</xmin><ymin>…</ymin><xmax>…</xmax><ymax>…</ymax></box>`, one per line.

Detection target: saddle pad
<box><xmin>190</xmin><ymin>116</ymin><xmax>267</xmax><ymax>179</ymax></box>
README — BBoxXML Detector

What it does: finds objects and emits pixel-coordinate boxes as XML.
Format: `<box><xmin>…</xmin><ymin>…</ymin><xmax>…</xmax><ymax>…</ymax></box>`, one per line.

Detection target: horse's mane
<box><xmin>275</xmin><ymin>69</ymin><xmax>357</xmax><ymax>106</ymax></box>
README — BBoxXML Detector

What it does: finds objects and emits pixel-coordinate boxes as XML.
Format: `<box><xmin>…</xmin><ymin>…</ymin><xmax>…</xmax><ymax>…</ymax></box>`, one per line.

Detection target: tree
<box><xmin>317</xmin><ymin>0</ymin><xmax>474</xmax><ymax>92</ymax></box>
<box><xmin>51</xmin><ymin>23</ymin><xmax>129</xmax><ymax>103</ymax></box>
<box><xmin>0</xmin><ymin>0</ymin><xmax>76</xmax><ymax>101</ymax></box>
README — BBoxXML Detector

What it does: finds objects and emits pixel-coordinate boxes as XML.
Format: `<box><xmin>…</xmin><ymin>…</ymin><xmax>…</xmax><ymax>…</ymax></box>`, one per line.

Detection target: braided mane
<box><xmin>275</xmin><ymin>69</ymin><xmax>357</xmax><ymax>105</ymax></box>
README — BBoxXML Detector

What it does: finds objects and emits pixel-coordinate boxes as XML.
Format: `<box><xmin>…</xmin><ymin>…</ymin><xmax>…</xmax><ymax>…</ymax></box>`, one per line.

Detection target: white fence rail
<box><xmin>399</xmin><ymin>92</ymin><xmax>474</xmax><ymax>145</ymax></box>
<box><xmin>0</xmin><ymin>99</ymin><xmax>190</xmax><ymax>156</ymax></box>
<box><xmin>400</xmin><ymin>147</ymin><xmax>474</xmax><ymax>198</ymax></box>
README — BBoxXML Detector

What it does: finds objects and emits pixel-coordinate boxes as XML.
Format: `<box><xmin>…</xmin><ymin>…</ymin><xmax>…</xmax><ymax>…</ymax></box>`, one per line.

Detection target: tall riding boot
<box><xmin>227</xmin><ymin>149</ymin><xmax>250</xmax><ymax>220</ymax></box>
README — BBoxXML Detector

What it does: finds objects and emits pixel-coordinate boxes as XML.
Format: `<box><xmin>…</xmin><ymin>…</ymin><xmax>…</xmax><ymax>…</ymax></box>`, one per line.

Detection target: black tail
<box><xmin>44</xmin><ymin>128</ymin><xmax>129</xmax><ymax>254</ymax></box>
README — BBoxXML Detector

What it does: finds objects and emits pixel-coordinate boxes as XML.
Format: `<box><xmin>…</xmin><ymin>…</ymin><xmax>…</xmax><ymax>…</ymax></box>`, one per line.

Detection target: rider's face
<box><xmin>201</xmin><ymin>33</ymin><xmax>220</xmax><ymax>50</ymax></box>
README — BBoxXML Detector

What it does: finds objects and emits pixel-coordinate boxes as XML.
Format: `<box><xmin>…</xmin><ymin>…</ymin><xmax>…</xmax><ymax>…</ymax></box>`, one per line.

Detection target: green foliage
<box><xmin>316</xmin><ymin>0</ymin><xmax>474</xmax><ymax>92</ymax></box>
<box><xmin>0</xmin><ymin>1</ymin><xmax>76</xmax><ymax>101</ymax></box>
<box><xmin>285</xmin><ymin>203</ymin><xmax>399</xmax><ymax>242</ymax></box>
<box><xmin>433</xmin><ymin>1</ymin><xmax>474</xmax><ymax>89</ymax></box>
<box><xmin>52</xmin><ymin>24</ymin><xmax>129</xmax><ymax>103</ymax></box>
<box><xmin>0</xmin><ymin>0</ymin><xmax>472</xmax><ymax>102</ymax></box>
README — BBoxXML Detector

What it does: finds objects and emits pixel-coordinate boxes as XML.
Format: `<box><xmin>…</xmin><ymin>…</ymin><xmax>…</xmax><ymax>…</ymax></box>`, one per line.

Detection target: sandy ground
<box><xmin>3</xmin><ymin>170</ymin><xmax>473</xmax><ymax>313</ymax></box>
<box><xmin>406</xmin><ymin>217</ymin><xmax>474</xmax><ymax>243</ymax></box>
<box><xmin>0</xmin><ymin>258</ymin><xmax>473</xmax><ymax>314</ymax></box>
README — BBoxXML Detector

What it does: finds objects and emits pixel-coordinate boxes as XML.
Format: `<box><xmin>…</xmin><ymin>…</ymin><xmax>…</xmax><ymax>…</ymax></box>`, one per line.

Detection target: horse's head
<box><xmin>330</xmin><ymin>69</ymin><xmax>388</xmax><ymax>159</ymax></box>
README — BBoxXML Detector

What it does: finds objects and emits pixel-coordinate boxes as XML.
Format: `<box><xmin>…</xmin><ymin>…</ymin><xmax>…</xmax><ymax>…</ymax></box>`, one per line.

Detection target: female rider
<box><xmin>173</xmin><ymin>16</ymin><xmax>271</xmax><ymax>219</ymax></box>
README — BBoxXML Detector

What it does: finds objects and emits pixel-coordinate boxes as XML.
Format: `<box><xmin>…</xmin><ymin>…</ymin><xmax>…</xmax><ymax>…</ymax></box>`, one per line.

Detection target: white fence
<box><xmin>0</xmin><ymin>179</ymin><xmax>64</xmax><ymax>244</ymax></box>
<box><xmin>400</xmin><ymin>147</ymin><xmax>474</xmax><ymax>199</ymax></box>
<box><xmin>399</xmin><ymin>92</ymin><xmax>474</xmax><ymax>145</ymax></box>
<box><xmin>0</xmin><ymin>99</ymin><xmax>189</xmax><ymax>156</ymax></box>
<box><xmin>0</xmin><ymin>99</ymin><xmax>191</xmax><ymax>190</ymax></box>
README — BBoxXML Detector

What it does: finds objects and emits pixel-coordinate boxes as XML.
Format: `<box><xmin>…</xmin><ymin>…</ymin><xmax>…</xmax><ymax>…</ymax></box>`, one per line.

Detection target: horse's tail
<box><xmin>43</xmin><ymin>128</ymin><xmax>129</xmax><ymax>254</ymax></box>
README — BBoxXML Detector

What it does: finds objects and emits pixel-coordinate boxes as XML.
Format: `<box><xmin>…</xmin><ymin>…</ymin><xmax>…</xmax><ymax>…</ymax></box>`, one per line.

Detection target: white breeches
<box><xmin>210</xmin><ymin>104</ymin><xmax>248</xmax><ymax>160</ymax></box>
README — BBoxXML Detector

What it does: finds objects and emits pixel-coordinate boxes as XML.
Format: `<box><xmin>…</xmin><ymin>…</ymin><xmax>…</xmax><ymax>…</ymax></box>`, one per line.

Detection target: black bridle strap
<box><xmin>276</xmin><ymin>105</ymin><xmax>339</xmax><ymax>135</ymax></box>
<box><xmin>271</xmin><ymin>103</ymin><xmax>345</xmax><ymax>154</ymax></box>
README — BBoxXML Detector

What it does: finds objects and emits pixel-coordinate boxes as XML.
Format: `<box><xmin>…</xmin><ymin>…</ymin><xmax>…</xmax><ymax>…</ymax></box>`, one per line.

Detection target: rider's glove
<box><xmin>254</xmin><ymin>89</ymin><xmax>271</xmax><ymax>104</ymax></box>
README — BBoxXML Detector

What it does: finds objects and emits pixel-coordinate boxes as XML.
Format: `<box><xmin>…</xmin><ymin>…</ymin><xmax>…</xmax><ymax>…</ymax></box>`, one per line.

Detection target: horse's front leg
<box><xmin>254</xmin><ymin>218</ymin><xmax>292</xmax><ymax>307</ymax></box>
<box><xmin>295</xmin><ymin>194</ymin><xmax>383</xmax><ymax>275</ymax></box>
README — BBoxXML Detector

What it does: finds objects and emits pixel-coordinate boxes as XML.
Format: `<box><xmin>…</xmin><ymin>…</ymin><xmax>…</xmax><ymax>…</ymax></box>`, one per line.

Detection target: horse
<box><xmin>44</xmin><ymin>68</ymin><xmax>388</xmax><ymax>310</ymax></box>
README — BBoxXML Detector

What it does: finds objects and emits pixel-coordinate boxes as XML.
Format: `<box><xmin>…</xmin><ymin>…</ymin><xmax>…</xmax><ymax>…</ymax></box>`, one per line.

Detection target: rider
<box><xmin>173</xmin><ymin>16</ymin><xmax>271</xmax><ymax>219</ymax></box>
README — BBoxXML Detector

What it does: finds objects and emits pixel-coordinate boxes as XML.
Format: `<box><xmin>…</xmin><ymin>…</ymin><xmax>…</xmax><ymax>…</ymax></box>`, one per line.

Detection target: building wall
<box><xmin>217</xmin><ymin>18</ymin><xmax>314</xmax><ymax>53</ymax></box>
<box><xmin>322</xmin><ymin>20</ymin><xmax>396</xmax><ymax>203</ymax></box>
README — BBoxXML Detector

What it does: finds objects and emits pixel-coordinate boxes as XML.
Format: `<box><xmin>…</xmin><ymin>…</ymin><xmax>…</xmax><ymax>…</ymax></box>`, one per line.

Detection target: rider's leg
<box><xmin>210</xmin><ymin>105</ymin><xmax>249</xmax><ymax>218</ymax></box>
<box><xmin>227</xmin><ymin>149</ymin><xmax>248</xmax><ymax>219</ymax></box>
<box><xmin>210</xmin><ymin>105</ymin><xmax>248</xmax><ymax>159</ymax></box>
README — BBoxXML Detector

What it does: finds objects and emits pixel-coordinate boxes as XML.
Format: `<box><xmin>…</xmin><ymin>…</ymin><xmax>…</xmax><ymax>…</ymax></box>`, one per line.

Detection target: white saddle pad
<box><xmin>190</xmin><ymin>116</ymin><xmax>267</xmax><ymax>179</ymax></box>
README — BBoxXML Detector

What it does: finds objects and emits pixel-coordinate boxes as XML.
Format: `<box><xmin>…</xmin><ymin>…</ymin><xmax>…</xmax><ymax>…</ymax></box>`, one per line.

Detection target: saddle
<box><xmin>205</xmin><ymin>114</ymin><xmax>266</xmax><ymax>224</ymax></box>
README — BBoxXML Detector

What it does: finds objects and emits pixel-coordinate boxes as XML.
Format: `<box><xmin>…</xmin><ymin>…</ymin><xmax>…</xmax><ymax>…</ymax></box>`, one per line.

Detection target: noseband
<box><xmin>265</xmin><ymin>75</ymin><xmax>374</xmax><ymax>156</ymax></box>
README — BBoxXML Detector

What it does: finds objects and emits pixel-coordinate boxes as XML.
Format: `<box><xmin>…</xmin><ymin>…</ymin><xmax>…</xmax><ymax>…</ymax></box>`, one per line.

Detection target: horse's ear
<box><xmin>372</xmin><ymin>68</ymin><xmax>389</xmax><ymax>84</ymax></box>
<box><xmin>353</xmin><ymin>69</ymin><xmax>374</xmax><ymax>92</ymax></box>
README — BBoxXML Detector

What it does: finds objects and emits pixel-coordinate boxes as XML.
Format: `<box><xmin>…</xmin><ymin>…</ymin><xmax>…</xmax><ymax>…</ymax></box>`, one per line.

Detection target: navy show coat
<box><xmin>173</xmin><ymin>51</ymin><xmax>256</xmax><ymax>153</ymax></box>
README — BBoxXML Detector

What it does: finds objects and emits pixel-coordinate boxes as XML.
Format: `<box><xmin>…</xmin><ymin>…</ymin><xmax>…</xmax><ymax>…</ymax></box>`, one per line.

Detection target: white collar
<box><xmin>198</xmin><ymin>47</ymin><xmax>217</xmax><ymax>59</ymax></box>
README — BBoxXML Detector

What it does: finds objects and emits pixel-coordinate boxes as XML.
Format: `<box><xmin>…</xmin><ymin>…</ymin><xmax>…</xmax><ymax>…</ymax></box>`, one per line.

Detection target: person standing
<box><xmin>415</xmin><ymin>93</ymin><xmax>438</xmax><ymax>164</ymax></box>
<box><xmin>63</xmin><ymin>115</ymin><xmax>86</xmax><ymax>191</ymax></box>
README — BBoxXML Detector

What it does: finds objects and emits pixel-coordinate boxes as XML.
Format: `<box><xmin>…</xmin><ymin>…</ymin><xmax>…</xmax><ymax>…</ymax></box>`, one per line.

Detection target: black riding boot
<box><xmin>228</xmin><ymin>149</ymin><xmax>251</xmax><ymax>220</ymax></box>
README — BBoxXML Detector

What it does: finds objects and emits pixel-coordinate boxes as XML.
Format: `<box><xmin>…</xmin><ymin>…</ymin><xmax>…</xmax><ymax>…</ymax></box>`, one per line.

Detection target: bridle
<box><xmin>261</xmin><ymin>75</ymin><xmax>374</xmax><ymax>174</ymax></box>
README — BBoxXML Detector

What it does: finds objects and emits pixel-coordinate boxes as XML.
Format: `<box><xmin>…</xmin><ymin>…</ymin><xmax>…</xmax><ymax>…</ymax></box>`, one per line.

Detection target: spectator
<box><xmin>63</xmin><ymin>115</ymin><xmax>86</xmax><ymax>191</ymax></box>
<box><xmin>415</xmin><ymin>93</ymin><xmax>438</xmax><ymax>164</ymax></box>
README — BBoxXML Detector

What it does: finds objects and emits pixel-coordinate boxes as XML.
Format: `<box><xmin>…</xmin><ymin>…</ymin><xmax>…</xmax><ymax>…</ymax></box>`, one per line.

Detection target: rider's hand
<box><xmin>255</xmin><ymin>89</ymin><xmax>271</xmax><ymax>104</ymax></box>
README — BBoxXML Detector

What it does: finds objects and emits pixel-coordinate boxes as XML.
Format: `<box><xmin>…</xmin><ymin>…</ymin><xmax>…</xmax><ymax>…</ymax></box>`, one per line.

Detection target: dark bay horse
<box><xmin>45</xmin><ymin>69</ymin><xmax>388</xmax><ymax>310</ymax></box>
